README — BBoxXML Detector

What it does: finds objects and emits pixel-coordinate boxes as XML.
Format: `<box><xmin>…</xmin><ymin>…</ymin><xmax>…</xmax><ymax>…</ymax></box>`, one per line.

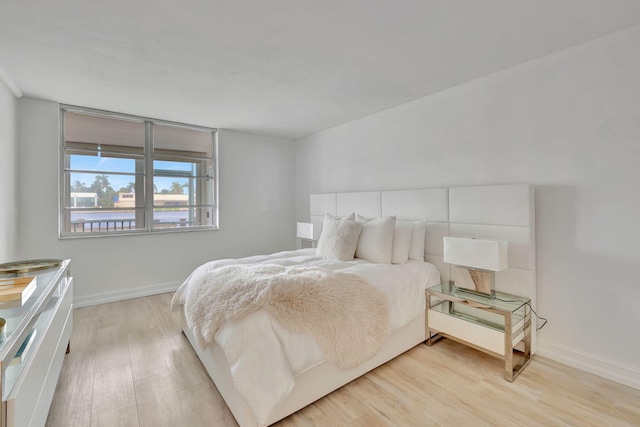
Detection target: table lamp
<box><xmin>443</xmin><ymin>236</ymin><xmax>508</xmax><ymax>296</ymax></box>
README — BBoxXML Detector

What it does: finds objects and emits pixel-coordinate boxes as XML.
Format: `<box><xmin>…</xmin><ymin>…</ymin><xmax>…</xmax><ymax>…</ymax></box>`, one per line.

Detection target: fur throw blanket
<box><xmin>177</xmin><ymin>264</ymin><xmax>390</xmax><ymax>369</ymax></box>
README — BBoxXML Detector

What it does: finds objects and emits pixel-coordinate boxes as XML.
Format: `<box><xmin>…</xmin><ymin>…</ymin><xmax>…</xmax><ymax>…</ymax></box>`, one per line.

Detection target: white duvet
<box><xmin>173</xmin><ymin>248</ymin><xmax>440</xmax><ymax>423</ymax></box>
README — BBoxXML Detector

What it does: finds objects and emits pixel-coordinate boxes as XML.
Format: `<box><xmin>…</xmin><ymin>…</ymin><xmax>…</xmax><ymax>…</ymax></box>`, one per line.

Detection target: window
<box><xmin>60</xmin><ymin>106</ymin><xmax>218</xmax><ymax>237</ymax></box>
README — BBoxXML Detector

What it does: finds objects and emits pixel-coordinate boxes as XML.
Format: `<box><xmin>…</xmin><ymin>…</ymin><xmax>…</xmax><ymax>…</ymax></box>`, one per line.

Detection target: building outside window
<box><xmin>60</xmin><ymin>106</ymin><xmax>218</xmax><ymax>237</ymax></box>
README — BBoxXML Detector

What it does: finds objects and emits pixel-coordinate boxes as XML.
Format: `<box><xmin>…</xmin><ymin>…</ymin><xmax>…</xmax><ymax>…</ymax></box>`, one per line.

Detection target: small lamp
<box><xmin>443</xmin><ymin>236</ymin><xmax>508</xmax><ymax>295</ymax></box>
<box><xmin>296</xmin><ymin>222</ymin><xmax>322</xmax><ymax>247</ymax></box>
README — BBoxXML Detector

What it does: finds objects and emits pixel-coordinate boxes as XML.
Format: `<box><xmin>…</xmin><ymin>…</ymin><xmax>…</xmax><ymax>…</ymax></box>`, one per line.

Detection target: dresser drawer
<box><xmin>6</xmin><ymin>277</ymin><xmax>73</xmax><ymax>427</ymax></box>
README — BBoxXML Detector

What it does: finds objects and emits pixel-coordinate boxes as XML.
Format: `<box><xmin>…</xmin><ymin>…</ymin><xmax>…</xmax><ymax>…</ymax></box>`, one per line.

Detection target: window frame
<box><xmin>59</xmin><ymin>105</ymin><xmax>219</xmax><ymax>239</ymax></box>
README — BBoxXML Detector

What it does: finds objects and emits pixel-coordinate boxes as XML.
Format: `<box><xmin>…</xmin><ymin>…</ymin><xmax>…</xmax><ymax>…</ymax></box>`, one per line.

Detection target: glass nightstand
<box><xmin>426</xmin><ymin>282</ymin><xmax>532</xmax><ymax>382</ymax></box>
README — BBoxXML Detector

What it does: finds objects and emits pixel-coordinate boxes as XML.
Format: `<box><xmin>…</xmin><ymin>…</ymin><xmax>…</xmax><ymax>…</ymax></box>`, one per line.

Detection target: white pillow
<box><xmin>409</xmin><ymin>220</ymin><xmax>427</xmax><ymax>261</ymax></box>
<box><xmin>354</xmin><ymin>214</ymin><xmax>396</xmax><ymax>264</ymax></box>
<box><xmin>316</xmin><ymin>213</ymin><xmax>361</xmax><ymax>261</ymax></box>
<box><xmin>392</xmin><ymin>222</ymin><xmax>414</xmax><ymax>264</ymax></box>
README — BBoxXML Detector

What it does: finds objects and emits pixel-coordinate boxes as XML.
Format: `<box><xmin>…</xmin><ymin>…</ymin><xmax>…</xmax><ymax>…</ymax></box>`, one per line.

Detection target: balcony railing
<box><xmin>70</xmin><ymin>218</ymin><xmax>192</xmax><ymax>232</ymax></box>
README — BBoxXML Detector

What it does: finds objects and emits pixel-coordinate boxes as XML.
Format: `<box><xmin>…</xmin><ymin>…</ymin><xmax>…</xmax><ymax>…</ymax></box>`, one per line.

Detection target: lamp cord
<box><xmin>490</xmin><ymin>295</ymin><xmax>548</xmax><ymax>331</ymax></box>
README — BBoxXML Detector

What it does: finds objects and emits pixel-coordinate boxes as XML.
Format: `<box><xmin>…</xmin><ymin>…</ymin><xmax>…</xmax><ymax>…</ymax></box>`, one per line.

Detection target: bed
<box><xmin>172</xmin><ymin>184</ymin><xmax>537</xmax><ymax>427</ymax></box>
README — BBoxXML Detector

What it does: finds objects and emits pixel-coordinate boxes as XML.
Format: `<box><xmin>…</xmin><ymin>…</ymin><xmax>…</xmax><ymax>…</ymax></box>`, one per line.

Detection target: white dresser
<box><xmin>0</xmin><ymin>260</ymin><xmax>73</xmax><ymax>427</ymax></box>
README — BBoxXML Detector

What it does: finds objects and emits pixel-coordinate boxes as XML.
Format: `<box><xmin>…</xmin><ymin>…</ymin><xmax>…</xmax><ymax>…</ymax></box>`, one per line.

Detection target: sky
<box><xmin>70</xmin><ymin>155</ymin><xmax>193</xmax><ymax>192</ymax></box>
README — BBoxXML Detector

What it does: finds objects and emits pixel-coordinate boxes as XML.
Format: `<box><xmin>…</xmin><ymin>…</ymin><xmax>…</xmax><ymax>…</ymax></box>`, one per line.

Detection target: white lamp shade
<box><xmin>296</xmin><ymin>222</ymin><xmax>322</xmax><ymax>240</ymax></box>
<box><xmin>443</xmin><ymin>237</ymin><xmax>508</xmax><ymax>271</ymax></box>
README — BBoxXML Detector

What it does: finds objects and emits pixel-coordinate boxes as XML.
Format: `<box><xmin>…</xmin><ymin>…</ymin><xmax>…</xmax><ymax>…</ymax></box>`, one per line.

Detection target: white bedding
<box><xmin>173</xmin><ymin>248</ymin><xmax>440</xmax><ymax>423</ymax></box>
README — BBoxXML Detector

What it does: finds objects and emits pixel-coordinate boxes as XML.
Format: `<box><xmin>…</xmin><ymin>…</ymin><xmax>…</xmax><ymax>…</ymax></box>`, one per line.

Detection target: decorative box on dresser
<box><xmin>0</xmin><ymin>260</ymin><xmax>73</xmax><ymax>427</ymax></box>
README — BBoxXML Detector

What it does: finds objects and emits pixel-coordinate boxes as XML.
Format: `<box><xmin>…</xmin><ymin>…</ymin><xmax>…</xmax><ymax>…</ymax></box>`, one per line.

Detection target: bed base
<box><xmin>183</xmin><ymin>310</ymin><xmax>426</xmax><ymax>427</ymax></box>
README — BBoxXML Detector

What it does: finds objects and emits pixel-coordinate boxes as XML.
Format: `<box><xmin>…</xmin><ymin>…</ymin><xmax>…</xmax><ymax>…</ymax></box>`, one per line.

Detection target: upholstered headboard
<box><xmin>310</xmin><ymin>188</ymin><xmax>450</xmax><ymax>277</ymax></box>
<box><xmin>310</xmin><ymin>184</ymin><xmax>537</xmax><ymax>349</ymax></box>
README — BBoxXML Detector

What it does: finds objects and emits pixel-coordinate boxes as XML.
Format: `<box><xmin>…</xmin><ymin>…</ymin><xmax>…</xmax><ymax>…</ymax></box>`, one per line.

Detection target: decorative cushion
<box><xmin>409</xmin><ymin>220</ymin><xmax>427</xmax><ymax>261</ymax></box>
<box><xmin>355</xmin><ymin>214</ymin><xmax>396</xmax><ymax>264</ymax></box>
<box><xmin>316</xmin><ymin>213</ymin><xmax>362</xmax><ymax>261</ymax></box>
<box><xmin>391</xmin><ymin>222</ymin><xmax>414</xmax><ymax>264</ymax></box>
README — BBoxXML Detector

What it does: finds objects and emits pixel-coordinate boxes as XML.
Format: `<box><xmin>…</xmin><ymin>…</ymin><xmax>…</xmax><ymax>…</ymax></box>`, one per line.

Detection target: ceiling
<box><xmin>2</xmin><ymin>0</ymin><xmax>640</xmax><ymax>140</ymax></box>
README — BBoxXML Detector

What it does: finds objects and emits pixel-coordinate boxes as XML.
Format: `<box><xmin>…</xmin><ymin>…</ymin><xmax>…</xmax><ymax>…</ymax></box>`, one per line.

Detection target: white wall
<box><xmin>17</xmin><ymin>98</ymin><xmax>296</xmax><ymax>305</ymax></box>
<box><xmin>0</xmin><ymin>79</ymin><xmax>18</xmax><ymax>263</ymax></box>
<box><xmin>295</xmin><ymin>25</ymin><xmax>640</xmax><ymax>388</ymax></box>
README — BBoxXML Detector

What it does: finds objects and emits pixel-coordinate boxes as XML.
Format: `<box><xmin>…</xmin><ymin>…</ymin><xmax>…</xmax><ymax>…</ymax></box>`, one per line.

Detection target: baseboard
<box><xmin>537</xmin><ymin>340</ymin><xmax>640</xmax><ymax>390</ymax></box>
<box><xmin>73</xmin><ymin>281</ymin><xmax>182</xmax><ymax>308</ymax></box>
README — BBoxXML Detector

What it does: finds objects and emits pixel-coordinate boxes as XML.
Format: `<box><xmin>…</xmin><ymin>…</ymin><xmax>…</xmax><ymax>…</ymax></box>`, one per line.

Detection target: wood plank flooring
<box><xmin>47</xmin><ymin>293</ymin><xmax>640</xmax><ymax>427</ymax></box>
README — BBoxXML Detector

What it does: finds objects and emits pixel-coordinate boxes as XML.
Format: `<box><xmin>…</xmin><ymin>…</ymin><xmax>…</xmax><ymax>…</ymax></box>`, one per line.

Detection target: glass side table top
<box><xmin>427</xmin><ymin>282</ymin><xmax>530</xmax><ymax>313</ymax></box>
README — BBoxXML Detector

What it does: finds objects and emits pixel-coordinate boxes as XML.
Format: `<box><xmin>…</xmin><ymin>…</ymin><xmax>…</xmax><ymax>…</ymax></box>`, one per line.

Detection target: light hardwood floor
<box><xmin>47</xmin><ymin>293</ymin><xmax>640</xmax><ymax>427</ymax></box>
